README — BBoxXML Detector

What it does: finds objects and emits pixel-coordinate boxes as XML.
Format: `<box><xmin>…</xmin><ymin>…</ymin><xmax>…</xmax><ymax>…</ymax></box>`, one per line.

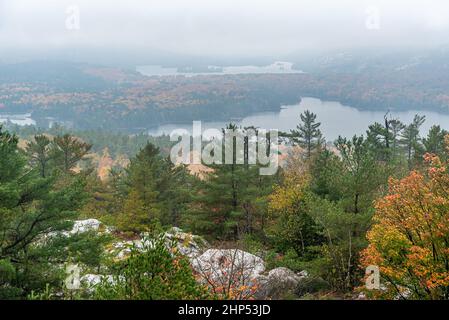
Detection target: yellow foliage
<box><xmin>361</xmin><ymin>142</ymin><xmax>449</xmax><ymax>299</ymax></box>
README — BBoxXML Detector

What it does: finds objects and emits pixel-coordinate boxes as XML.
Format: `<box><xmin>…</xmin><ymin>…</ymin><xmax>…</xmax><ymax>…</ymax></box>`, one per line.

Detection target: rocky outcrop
<box><xmin>164</xmin><ymin>227</ymin><xmax>209</xmax><ymax>259</ymax></box>
<box><xmin>255</xmin><ymin>267</ymin><xmax>307</xmax><ymax>299</ymax></box>
<box><xmin>192</xmin><ymin>249</ymin><xmax>265</xmax><ymax>279</ymax></box>
<box><xmin>106</xmin><ymin>239</ymin><xmax>142</xmax><ymax>260</ymax></box>
<box><xmin>81</xmin><ymin>274</ymin><xmax>114</xmax><ymax>287</ymax></box>
<box><xmin>70</xmin><ymin>219</ymin><xmax>106</xmax><ymax>234</ymax></box>
<box><xmin>80</xmin><ymin>274</ymin><xmax>117</xmax><ymax>292</ymax></box>
<box><xmin>192</xmin><ymin>249</ymin><xmax>265</xmax><ymax>297</ymax></box>
<box><xmin>36</xmin><ymin>218</ymin><xmax>110</xmax><ymax>246</ymax></box>
<box><xmin>64</xmin><ymin>221</ymin><xmax>305</xmax><ymax>299</ymax></box>
<box><xmin>106</xmin><ymin>227</ymin><xmax>209</xmax><ymax>261</ymax></box>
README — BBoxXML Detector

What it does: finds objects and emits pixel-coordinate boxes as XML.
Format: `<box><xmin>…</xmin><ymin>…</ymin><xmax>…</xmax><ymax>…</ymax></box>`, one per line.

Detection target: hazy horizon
<box><xmin>1</xmin><ymin>0</ymin><xmax>449</xmax><ymax>65</ymax></box>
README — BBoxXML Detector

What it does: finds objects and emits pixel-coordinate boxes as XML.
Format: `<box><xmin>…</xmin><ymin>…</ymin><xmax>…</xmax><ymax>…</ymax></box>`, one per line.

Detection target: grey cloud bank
<box><xmin>1</xmin><ymin>0</ymin><xmax>449</xmax><ymax>61</ymax></box>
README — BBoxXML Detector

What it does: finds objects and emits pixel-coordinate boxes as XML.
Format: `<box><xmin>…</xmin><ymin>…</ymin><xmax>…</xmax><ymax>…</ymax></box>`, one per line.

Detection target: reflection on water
<box><xmin>2</xmin><ymin>98</ymin><xmax>449</xmax><ymax>141</ymax></box>
<box><xmin>148</xmin><ymin>97</ymin><xmax>449</xmax><ymax>141</ymax></box>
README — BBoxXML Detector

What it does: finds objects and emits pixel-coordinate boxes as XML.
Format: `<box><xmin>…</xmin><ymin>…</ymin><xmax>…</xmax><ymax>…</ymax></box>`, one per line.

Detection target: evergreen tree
<box><xmin>163</xmin><ymin>162</ymin><xmax>194</xmax><ymax>227</ymax></box>
<box><xmin>399</xmin><ymin>114</ymin><xmax>425</xmax><ymax>169</ymax></box>
<box><xmin>116</xmin><ymin>190</ymin><xmax>152</xmax><ymax>234</ymax></box>
<box><xmin>423</xmin><ymin>125</ymin><xmax>448</xmax><ymax>159</ymax></box>
<box><xmin>335</xmin><ymin>135</ymin><xmax>385</xmax><ymax>214</ymax></box>
<box><xmin>0</xmin><ymin>126</ymin><xmax>97</xmax><ymax>298</ymax></box>
<box><xmin>187</xmin><ymin>125</ymin><xmax>275</xmax><ymax>240</ymax></box>
<box><xmin>26</xmin><ymin>134</ymin><xmax>52</xmax><ymax>178</ymax></box>
<box><xmin>126</xmin><ymin>143</ymin><xmax>164</xmax><ymax>211</ymax></box>
<box><xmin>118</xmin><ymin>142</ymin><xmax>191</xmax><ymax>231</ymax></box>
<box><xmin>188</xmin><ymin>159</ymin><xmax>248</xmax><ymax>239</ymax></box>
<box><xmin>309</xmin><ymin>149</ymin><xmax>344</xmax><ymax>201</ymax></box>
<box><xmin>388</xmin><ymin>118</ymin><xmax>406</xmax><ymax>156</ymax></box>
<box><xmin>366</xmin><ymin>121</ymin><xmax>393</xmax><ymax>162</ymax></box>
<box><xmin>290</xmin><ymin>110</ymin><xmax>323</xmax><ymax>159</ymax></box>
<box><xmin>268</xmin><ymin>169</ymin><xmax>323</xmax><ymax>257</ymax></box>
<box><xmin>51</xmin><ymin>134</ymin><xmax>92</xmax><ymax>173</ymax></box>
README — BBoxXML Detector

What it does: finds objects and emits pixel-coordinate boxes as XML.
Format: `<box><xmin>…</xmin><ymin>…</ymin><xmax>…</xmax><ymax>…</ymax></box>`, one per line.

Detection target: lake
<box><xmin>136</xmin><ymin>61</ymin><xmax>303</xmax><ymax>77</ymax></box>
<box><xmin>3</xmin><ymin>98</ymin><xmax>449</xmax><ymax>141</ymax></box>
<box><xmin>147</xmin><ymin>97</ymin><xmax>449</xmax><ymax>141</ymax></box>
<box><xmin>0</xmin><ymin>113</ymin><xmax>36</xmax><ymax>126</ymax></box>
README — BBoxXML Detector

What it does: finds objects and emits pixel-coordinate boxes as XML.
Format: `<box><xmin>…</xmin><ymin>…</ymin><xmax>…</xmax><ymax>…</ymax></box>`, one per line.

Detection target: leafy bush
<box><xmin>94</xmin><ymin>235</ymin><xmax>211</xmax><ymax>300</ymax></box>
<box><xmin>295</xmin><ymin>277</ymin><xmax>330</xmax><ymax>297</ymax></box>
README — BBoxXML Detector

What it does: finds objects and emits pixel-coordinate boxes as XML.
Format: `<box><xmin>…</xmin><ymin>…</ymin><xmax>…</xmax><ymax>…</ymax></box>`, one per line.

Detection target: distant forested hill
<box><xmin>1</xmin><ymin>50</ymin><xmax>449</xmax><ymax>130</ymax></box>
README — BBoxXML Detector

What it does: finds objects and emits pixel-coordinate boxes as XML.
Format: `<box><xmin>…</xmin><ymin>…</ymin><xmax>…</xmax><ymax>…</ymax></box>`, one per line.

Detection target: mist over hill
<box><xmin>1</xmin><ymin>47</ymin><xmax>449</xmax><ymax>131</ymax></box>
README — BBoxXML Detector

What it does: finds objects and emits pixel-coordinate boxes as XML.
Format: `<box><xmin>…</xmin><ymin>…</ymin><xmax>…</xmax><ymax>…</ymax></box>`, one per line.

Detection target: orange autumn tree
<box><xmin>361</xmin><ymin>136</ymin><xmax>449</xmax><ymax>299</ymax></box>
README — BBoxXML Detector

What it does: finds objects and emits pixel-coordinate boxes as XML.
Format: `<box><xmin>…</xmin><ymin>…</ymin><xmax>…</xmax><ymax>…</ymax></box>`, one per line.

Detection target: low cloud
<box><xmin>1</xmin><ymin>0</ymin><xmax>448</xmax><ymax>59</ymax></box>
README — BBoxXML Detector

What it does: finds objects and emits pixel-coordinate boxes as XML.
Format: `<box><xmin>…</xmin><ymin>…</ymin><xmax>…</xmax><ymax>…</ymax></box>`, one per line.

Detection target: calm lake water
<box><xmin>137</xmin><ymin>61</ymin><xmax>303</xmax><ymax>77</ymax></box>
<box><xmin>0</xmin><ymin>113</ymin><xmax>36</xmax><ymax>126</ymax></box>
<box><xmin>147</xmin><ymin>97</ymin><xmax>449</xmax><ymax>141</ymax></box>
<box><xmin>2</xmin><ymin>98</ymin><xmax>449</xmax><ymax>141</ymax></box>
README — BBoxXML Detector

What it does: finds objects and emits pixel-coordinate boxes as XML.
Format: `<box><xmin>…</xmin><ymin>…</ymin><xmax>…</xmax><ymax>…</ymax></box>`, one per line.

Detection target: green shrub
<box><xmin>94</xmin><ymin>235</ymin><xmax>211</xmax><ymax>300</ymax></box>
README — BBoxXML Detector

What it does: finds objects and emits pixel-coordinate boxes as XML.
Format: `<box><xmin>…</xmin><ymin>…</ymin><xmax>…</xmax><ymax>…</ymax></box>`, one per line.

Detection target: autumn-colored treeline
<box><xmin>2</xmin><ymin>59</ymin><xmax>449</xmax><ymax>130</ymax></box>
<box><xmin>68</xmin><ymin>111</ymin><xmax>449</xmax><ymax>298</ymax></box>
<box><xmin>1</xmin><ymin>108</ymin><xmax>449</xmax><ymax>299</ymax></box>
<box><xmin>361</xmin><ymin>137</ymin><xmax>449</xmax><ymax>299</ymax></box>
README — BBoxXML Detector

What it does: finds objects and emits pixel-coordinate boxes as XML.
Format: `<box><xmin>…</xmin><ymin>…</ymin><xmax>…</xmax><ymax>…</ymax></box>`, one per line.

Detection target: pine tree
<box><xmin>51</xmin><ymin>134</ymin><xmax>92</xmax><ymax>173</ymax></box>
<box><xmin>117</xmin><ymin>190</ymin><xmax>152</xmax><ymax>234</ymax></box>
<box><xmin>290</xmin><ymin>110</ymin><xmax>323</xmax><ymax>159</ymax></box>
<box><xmin>0</xmin><ymin>126</ymin><xmax>97</xmax><ymax>298</ymax></box>
<box><xmin>399</xmin><ymin>114</ymin><xmax>425</xmax><ymax>169</ymax></box>
<box><xmin>423</xmin><ymin>125</ymin><xmax>448</xmax><ymax>159</ymax></box>
<box><xmin>26</xmin><ymin>134</ymin><xmax>52</xmax><ymax>178</ymax></box>
<box><xmin>126</xmin><ymin>143</ymin><xmax>162</xmax><ymax>208</ymax></box>
<box><xmin>388</xmin><ymin>118</ymin><xmax>405</xmax><ymax>156</ymax></box>
<box><xmin>309</xmin><ymin>149</ymin><xmax>344</xmax><ymax>201</ymax></box>
<box><xmin>186</xmin><ymin>125</ymin><xmax>275</xmax><ymax>240</ymax></box>
<box><xmin>366</xmin><ymin>121</ymin><xmax>393</xmax><ymax>162</ymax></box>
<box><xmin>335</xmin><ymin>135</ymin><xmax>385</xmax><ymax>214</ymax></box>
<box><xmin>119</xmin><ymin>142</ymin><xmax>191</xmax><ymax>230</ymax></box>
<box><xmin>163</xmin><ymin>162</ymin><xmax>194</xmax><ymax>227</ymax></box>
<box><xmin>188</xmin><ymin>160</ymin><xmax>247</xmax><ymax>239</ymax></box>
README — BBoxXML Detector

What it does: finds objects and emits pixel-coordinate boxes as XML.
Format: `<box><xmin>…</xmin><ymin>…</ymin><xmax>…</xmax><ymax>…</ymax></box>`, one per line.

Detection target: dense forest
<box><xmin>1</xmin><ymin>109</ymin><xmax>449</xmax><ymax>300</ymax></box>
<box><xmin>2</xmin><ymin>53</ymin><xmax>449</xmax><ymax>130</ymax></box>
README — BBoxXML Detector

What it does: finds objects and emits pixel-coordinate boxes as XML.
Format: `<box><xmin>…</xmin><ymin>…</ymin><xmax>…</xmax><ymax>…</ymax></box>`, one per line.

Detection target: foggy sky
<box><xmin>1</xmin><ymin>0</ymin><xmax>449</xmax><ymax>61</ymax></box>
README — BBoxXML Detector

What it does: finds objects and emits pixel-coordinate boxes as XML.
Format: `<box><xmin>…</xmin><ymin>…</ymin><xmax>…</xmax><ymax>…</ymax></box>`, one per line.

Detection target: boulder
<box><xmin>107</xmin><ymin>228</ymin><xmax>208</xmax><ymax>261</ymax></box>
<box><xmin>192</xmin><ymin>249</ymin><xmax>265</xmax><ymax>297</ymax></box>
<box><xmin>80</xmin><ymin>274</ymin><xmax>115</xmax><ymax>290</ymax></box>
<box><xmin>164</xmin><ymin>227</ymin><xmax>209</xmax><ymax>259</ymax></box>
<box><xmin>193</xmin><ymin>249</ymin><xmax>265</xmax><ymax>278</ymax></box>
<box><xmin>70</xmin><ymin>219</ymin><xmax>102</xmax><ymax>234</ymax></box>
<box><xmin>255</xmin><ymin>267</ymin><xmax>307</xmax><ymax>299</ymax></box>
<box><xmin>106</xmin><ymin>239</ymin><xmax>145</xmax><ymax>260</ymax></box>
<box><xmin>36</xmin><ymin>219</ymin><xmax>109</xmax><ymax>245</ymax></box>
